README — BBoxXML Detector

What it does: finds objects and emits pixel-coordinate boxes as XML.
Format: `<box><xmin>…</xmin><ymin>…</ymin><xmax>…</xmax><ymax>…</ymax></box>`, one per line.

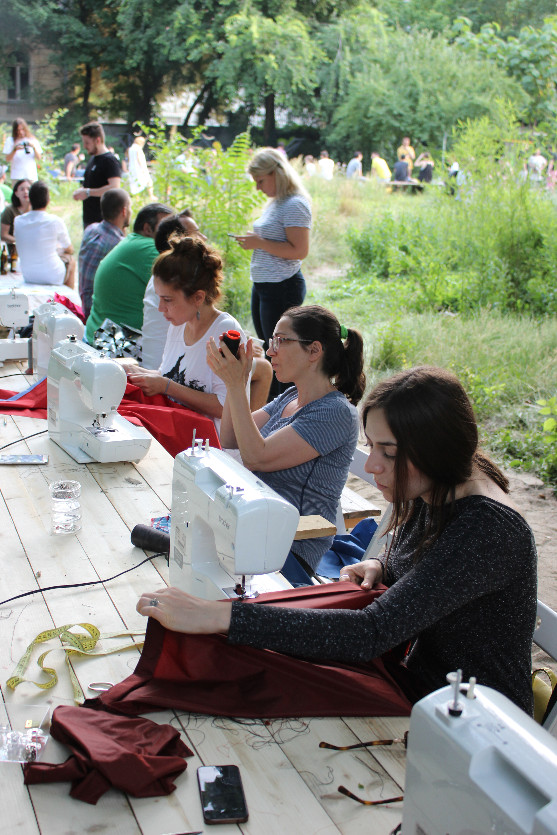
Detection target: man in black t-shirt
<box><xmin>72</xmin><ymin>122</ymin><xmax>121</xmax><ymax>228</ymax></box>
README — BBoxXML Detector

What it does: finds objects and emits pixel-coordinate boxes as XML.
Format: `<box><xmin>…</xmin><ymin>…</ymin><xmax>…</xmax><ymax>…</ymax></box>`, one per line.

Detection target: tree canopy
<box><xmin>5</xmin><ymin>0</ymin><xmax>557</xmax><ymax>154</ymax></box>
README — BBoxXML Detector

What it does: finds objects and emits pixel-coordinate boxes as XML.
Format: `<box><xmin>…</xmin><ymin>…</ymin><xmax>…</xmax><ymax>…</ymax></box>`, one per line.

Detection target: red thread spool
<box><xmin>221</xmin><ymin>329</ymin><xmax>241</xmax><ymax>358</ymax></box>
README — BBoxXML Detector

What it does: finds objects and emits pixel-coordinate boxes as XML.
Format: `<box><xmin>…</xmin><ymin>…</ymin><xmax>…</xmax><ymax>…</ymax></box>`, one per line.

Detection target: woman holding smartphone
<box><xmin>234</xmin><ymin>148</ymin><xmax>311</xmax><ymax>396</ymax></box>
<box><xmin>137</xmin><ymin>366</ymin><xmax>537</xmax><ymax>714</ymax></box>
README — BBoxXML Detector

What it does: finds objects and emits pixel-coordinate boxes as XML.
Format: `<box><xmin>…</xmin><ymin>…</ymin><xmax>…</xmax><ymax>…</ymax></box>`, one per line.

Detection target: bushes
<box><xmin>336</xmin><ymin>178</ymin><xmax>557</xmax><ymax>315</ymax></box>
<box><xmin>143</xmin><ymin>123</ymin><xmax>264</xmax><ymax>323</ymax></box>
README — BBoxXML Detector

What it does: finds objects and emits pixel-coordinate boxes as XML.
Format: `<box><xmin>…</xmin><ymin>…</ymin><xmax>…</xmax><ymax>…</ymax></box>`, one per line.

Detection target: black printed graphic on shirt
<box><xmin>163</xmin><ymin>354</ymin><xmax>207</xmax><ymax>392</ymax></box>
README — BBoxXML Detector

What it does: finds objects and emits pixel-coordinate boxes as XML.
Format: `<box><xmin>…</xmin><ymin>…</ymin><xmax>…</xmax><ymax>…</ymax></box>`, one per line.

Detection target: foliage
<box><xmin>144</xmin><ymin>123</ymin><xmax>264</xmax><ymax>321</ymax></box>
<box><xmin>310</xmin><ymin>4</ymin><xmax>387</xmax><ymax>132</ymax></box>
<box><xmin>537</xmin><ymin>397</ymin><xmax>557</xmax><ymax>482</ymax></box>
<box><xmin>368</xmin><ymin>317</ymin><xmax>416</xmax><ymax>370</ymax></box>
<box><xmin>491</xmin><ymin>398</ymin><xmax>557</xmax><ymax>487</ymax></box>
<box><xmin>327</xmin><ymin>108</ymin><xmax>557</xmax><ymax>315</ymax></box>
<box><xmin>453</xmin><ymin>17</ymin><xmax>557</xmax><ymax>125</ymax></box>
<box><xmin>327</xmin><ymin>29</ymin><xmax>526</xmax><ymax>160</ymax></box>
<box><xmin>372</xmin><ymin>0</ymin><xmax>556</xmax><ymax>37</ymax></box>
<box><xmin>33</xmin><ymin>108</ymin><xmax>68</xmax><ymax>179</ymax></box>
<box><xmin>213</xmin><ymin>9</ymin><xmax>325</xmax><ymax>117</ymax></box>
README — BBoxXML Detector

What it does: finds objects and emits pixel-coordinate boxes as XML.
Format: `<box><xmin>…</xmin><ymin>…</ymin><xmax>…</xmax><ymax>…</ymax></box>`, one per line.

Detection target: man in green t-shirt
<box><xmin>85</xmin><ymin>202</ymin><xmax>173</xmax><ymax>343</ymax></box>
<box><xmin>0</xmin><ymin>167</ymin><xmax>12</xmax><ymax>203</ymax></box>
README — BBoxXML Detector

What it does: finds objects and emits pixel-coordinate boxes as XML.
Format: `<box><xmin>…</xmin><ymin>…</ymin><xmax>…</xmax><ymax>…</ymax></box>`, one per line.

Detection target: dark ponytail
<box><xmin>285</xmin><ymin>305</ymin><xmax>366</xmax><ymax>405</ymax></box>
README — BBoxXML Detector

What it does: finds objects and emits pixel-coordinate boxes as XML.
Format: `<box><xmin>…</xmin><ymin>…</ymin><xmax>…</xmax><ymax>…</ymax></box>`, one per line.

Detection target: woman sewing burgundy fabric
<box><xmin>137</xmin><ymin>366</ymin><xmax>537</xmax><ymax>713</ymax></box>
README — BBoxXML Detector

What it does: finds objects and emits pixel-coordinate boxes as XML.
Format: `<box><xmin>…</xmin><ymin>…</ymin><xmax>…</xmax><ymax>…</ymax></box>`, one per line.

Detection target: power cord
<box><xmin>0</xmin><ymin>429</ymin><xmax>48</xmax><ymax>452</ymax></box>
<box><xmin>0</xmin><ymin>552</ymin><xmax>165</xmax><ymax>607</ymax></box>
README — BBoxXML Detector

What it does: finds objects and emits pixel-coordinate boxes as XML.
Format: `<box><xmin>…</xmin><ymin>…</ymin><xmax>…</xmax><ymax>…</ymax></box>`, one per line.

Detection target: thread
<box><xmin>131</xmin><ymin>524</ymin><xmax>170</xmax><ymax>553</ymax></box>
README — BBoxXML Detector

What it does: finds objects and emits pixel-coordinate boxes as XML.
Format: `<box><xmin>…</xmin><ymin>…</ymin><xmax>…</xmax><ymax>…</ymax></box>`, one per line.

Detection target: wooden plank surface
<box><xmin>0</xmin><ymin>371</ymin><xmax>408</xmax><ymax>834</ymax></box>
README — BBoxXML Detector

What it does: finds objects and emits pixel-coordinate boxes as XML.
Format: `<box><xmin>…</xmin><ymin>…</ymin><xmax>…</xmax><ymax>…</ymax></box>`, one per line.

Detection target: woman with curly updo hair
<box><xmin>126</xmin><ymin>235</ymin><xmax>246</xmax><ymax>432</ymax></box>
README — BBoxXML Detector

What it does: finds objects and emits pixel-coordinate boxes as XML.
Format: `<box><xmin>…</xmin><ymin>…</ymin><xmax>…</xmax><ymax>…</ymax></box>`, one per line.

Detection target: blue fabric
<box><xmin>0</xmin><ymin>378</ymin><xmax>45</xmax><ymax>401</ymax></box>
<box><xmin>316</xmin><ymin>518</ymin><xmax>378</xmax><ymax>579</ymax></box>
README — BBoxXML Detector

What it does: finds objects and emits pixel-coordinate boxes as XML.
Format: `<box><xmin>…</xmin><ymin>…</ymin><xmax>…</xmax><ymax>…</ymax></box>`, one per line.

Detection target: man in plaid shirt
<box><xmin>78</xmin><ymin>188</ymin><xmax>131</xmax><ymax>320</ymax></box>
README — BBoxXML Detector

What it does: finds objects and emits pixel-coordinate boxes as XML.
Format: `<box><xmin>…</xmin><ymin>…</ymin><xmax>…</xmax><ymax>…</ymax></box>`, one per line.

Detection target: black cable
<box><xmin>0</xmin><ymin>429</ymin><xmax>48</xmax><ymax>452</ymax></box>
<box><xmin>0</xmin><ymin>552</ymin><xmax>166</xmax><ymax>607</ymax></box>
<box><xmin>0</xmin><ymin>373</ymin><xmax>29</xmax><ymax>378</ymax></box>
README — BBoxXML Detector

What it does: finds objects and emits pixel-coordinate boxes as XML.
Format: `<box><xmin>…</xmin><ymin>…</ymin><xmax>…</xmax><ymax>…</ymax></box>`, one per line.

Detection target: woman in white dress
<box><xmin>127</xmin><ymin>136</ymin><xmax>154</xmax><ymax>199</ymax></box>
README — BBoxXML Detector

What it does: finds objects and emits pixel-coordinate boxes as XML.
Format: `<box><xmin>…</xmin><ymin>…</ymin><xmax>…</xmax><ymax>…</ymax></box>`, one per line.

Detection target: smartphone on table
<box><xmin>197</xmin><ymin>764</ymin><xmax>248</xmax><ymax>825</ymax></box>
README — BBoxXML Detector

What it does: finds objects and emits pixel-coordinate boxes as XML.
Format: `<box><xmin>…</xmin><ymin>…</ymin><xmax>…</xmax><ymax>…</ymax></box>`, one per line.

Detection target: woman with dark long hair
<box><xmin>137</xmin><ymin>366</ymin><xmax>537</xmax><ymax>713</ymax></box>
<box><xmin>1</xmin><ymin>178</ymin><xmax>31</xmax><ymax>254</ymax></box>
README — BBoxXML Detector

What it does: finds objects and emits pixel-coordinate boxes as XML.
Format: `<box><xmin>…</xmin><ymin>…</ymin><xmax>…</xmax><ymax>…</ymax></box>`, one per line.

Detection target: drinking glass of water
<box><xmin>49</xmin><ymin>480</ymin><xmax>82</xmax><ymax>535</ymax></box>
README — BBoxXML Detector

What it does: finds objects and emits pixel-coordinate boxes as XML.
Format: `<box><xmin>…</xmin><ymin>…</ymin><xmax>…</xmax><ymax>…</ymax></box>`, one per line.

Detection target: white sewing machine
<box><xmin>0</xmin><ymin>289</ymin><xmax>30</xmax><ymax>366</ymax></box>
<box><xmin>47</xmin><ymin>336</ymin><xmax>152</xmax><ymax>464</ymax></box>
<box><xmin>402</xmin><ymin>673</ymin><xmax>557</xmax><ymax>834</ymax></box>
<box><xmin>32</xmin><ymin>300</ymin><xmax>85</xmax><ymax>378</ymax></box>
<box><xmin>169</xmin><ymin>442</ymin><xmax>299</xmax><ymax>600</ymax></box>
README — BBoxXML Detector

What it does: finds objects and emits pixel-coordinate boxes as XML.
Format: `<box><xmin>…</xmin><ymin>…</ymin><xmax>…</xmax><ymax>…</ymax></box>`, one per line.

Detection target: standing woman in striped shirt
<box><xmin>206</xmin><ymin>305</ymin><xmax>365</xmax><ymax>586</ymax></box>
<box><xmin>234</xmin><ymin>148</ymin><xmax>312</xmax><ymax>397</ymax></box>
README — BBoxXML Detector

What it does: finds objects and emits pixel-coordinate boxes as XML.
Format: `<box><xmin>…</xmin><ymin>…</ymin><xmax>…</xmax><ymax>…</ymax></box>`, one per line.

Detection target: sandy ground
<box><xmin>349</xmin><ymin>465</ymin><xmax>557</xmax><ymax>670</ymax></box>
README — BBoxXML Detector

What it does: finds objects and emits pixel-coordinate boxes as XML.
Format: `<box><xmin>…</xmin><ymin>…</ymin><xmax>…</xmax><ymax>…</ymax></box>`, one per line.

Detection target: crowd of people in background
<box><xmin>2</xmin><ymin>114</ymin><xmax>556</xmax><ymax>307</ymax></box>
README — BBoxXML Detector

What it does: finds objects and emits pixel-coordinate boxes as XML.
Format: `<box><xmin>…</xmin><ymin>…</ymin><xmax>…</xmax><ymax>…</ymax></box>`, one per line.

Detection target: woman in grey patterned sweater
<box><xmin>137</xmin><ymin>366</ymin><xmax>537</xmax><ymax>714</ymax></box>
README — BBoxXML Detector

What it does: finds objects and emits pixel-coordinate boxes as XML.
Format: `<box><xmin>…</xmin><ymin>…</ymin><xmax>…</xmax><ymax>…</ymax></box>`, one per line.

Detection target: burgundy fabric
<box><xmin>0</xmin><ymin>380</ymin><xmax>220</xmax><ymax>457</ymax></box>
<box><xmin>88</xmin><ymin>585</ymin><xmax>413</xmax><ymax>719</ymax></box>
<box><xmin>23</xmin><ymin>705</ymin><xmax>193</xmax><ymax>804</ymax></box>
<box><xmin>53</xmin><ymin>292</ymin><xmax>86</xmax><ymax>324</ymax></box>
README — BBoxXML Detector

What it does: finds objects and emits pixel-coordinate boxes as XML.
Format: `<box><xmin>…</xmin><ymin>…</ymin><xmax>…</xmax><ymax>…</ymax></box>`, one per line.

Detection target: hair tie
<box><xmin>340</xmin><ymin>325</ymin><xmax>348</xmax><ymax>340</ymax></box>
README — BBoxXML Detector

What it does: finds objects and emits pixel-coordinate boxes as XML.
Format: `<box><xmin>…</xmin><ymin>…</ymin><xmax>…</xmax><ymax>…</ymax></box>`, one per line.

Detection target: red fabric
<box><xmin>53</xmin><ymin>292</ymin><xmax>86</xmax><ymax>324</ymax></box>
<box><xmin>88</xmin><ymin>585</ymin><xmax>413</xmax><ymax>719</ymax></box>
<box><xmin>23</xmin><ymin>705</ymin><xmax>193</xmax><ymax>804</ymax></box>
<box><xmin>0</xmin><ymin>380</ymin><xmax>220</xmax><ymax>457</ymax></box>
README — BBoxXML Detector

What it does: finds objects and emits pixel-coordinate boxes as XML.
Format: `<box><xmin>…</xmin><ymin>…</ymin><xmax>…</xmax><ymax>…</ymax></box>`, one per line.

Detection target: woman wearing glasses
<box><xmin>206</xmin><ymin>304</ymin><xmax>365</xmax><ymax>585</ymax></box>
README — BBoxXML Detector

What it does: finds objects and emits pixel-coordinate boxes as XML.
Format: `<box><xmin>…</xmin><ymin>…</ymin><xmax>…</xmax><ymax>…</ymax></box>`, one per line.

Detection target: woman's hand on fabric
<box><xmin>137</xmin><ymin>587</ymin><xmax>233</xmax><ymax>635</ymax></box>
<box><xmin>339</xmin><ymin>559</ymin><xmax>384</xmax><ymax>590</ymax></box>
<box><xmin>235</xmin><ymin>232</ymin><xmax>261</xmax><ymax>251</ymax></box>
<box><xmin>127</xmin><ymin>371</ymin><xmax>167</xmax><ymax>396</ymax></box>
<box><xmin>207</xmin><ymin>337</ymin><xmax>253</xmax><ymax>388</ymax></box>
<box><xmin>121</xmin><ymin>362</ymin><xmax>143</xmax><ymax>376</ymax></box>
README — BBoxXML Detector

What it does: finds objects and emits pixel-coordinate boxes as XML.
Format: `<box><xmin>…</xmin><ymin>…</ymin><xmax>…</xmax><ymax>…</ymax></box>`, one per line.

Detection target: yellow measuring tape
<box><xmin>6</xmin><ymin>623</ymin><xmax>145</xmax><ymax>704</ymax></box>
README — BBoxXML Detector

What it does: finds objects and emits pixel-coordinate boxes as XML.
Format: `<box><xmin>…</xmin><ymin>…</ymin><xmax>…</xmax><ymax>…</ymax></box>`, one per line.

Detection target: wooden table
<box><xmin>0</xmin><ymin>274</ymin><xmax>82</xmax><ymax>312</ymax></box>
<box><xmin>0</xmin><ymin>361</ymin><xmax>408</xmax><ymax>835</ymax></box>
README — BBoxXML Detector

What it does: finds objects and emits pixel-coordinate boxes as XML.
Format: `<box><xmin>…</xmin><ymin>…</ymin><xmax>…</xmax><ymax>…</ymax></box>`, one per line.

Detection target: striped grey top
<box><xmin>254</xmin><ymin>388</ymin><xmax>359</xmax><ymax>568</ymax></box>
<box><xmin>251</xmin><ymin>193</ymin><xmax>312</xmax><ymax>284</ymax></box>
